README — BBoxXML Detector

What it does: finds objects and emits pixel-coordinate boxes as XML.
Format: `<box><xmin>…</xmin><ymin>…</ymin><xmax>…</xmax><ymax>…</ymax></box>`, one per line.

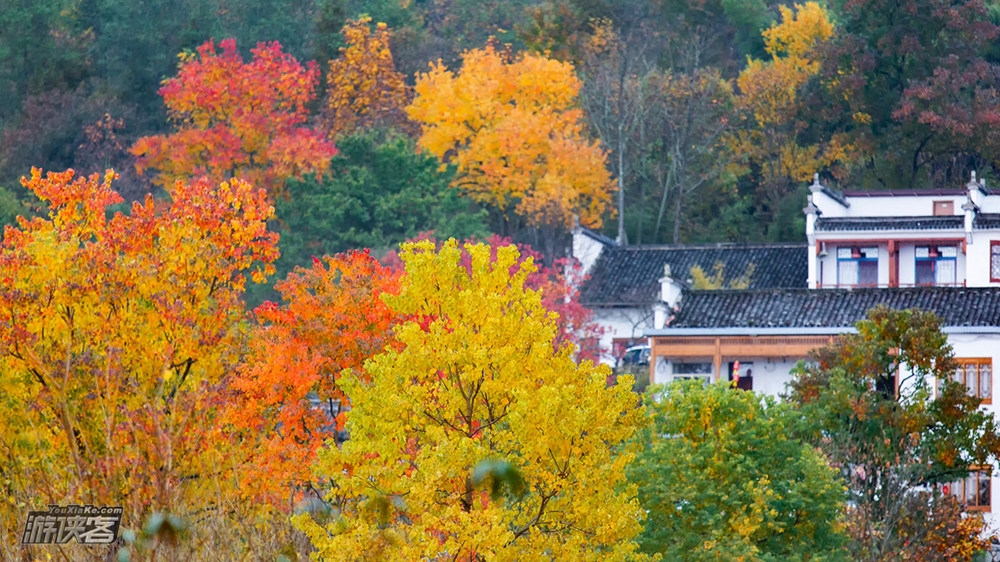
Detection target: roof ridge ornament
<box><xmin>809</xmin><ymin>172</ymin><xmax>823</xmax><ymax>193</ymax></box>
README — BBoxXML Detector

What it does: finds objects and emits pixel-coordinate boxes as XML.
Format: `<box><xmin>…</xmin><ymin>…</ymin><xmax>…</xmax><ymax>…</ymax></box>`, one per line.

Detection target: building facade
<box><xmin>636</xmin><ymin>173</ymin><xmax>1000</xmax><ymax>526</ymax></box>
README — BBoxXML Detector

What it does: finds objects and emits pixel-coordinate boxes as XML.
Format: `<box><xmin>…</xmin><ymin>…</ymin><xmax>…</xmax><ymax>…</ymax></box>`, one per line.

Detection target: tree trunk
<box><xmin>617</xmin><ymin>129</ymin><xmax>627</xmax><ymax>245</ymax></box>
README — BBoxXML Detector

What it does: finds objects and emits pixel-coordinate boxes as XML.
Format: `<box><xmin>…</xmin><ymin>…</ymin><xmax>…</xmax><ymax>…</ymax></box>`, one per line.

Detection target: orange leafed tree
<box><xmin>224</xmin><ymin>250</ymin><xmax>403</xmax><ymax>504</ymax></box>
<box><xmin>407</xmin><ymin>43</ymin><xmax>613</xmax><ymax>232</ymax></box>
<box><xmin>0</xmin><ymin>168</ymin><xmax>279</xmax><ymax>543</ymax></box>
<box><xmin>131</xmin><ymin>39</ymin><xmax>337</xmax><ymax>199</ymax></box>
<box><xmin>325</xmin><ymin>18</ymin><xmax>413</xmax><ymax>139</ymax></box>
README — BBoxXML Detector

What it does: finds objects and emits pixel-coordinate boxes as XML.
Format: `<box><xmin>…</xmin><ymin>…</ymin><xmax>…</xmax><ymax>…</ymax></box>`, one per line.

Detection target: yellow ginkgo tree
<box><xmin>407</xmin><ymin>44</ymin><xmax>614</xmax><ymax>235</ymax></box>
<box><xmin>293</xmin><ymin>240</ymin><xmax>646</xmax><ymax>561</ymax></box>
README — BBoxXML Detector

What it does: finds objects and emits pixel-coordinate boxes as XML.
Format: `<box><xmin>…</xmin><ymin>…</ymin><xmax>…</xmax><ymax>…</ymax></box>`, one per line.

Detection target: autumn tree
<box><xmin>131</xmin><ymin>38</ymin><xmax>337</xmax><ymax>199</ymax></box>
<box><xmin>688</xmin><ymin>261</ymin><xmax>756</xmax><ymax>290</ymax></box>
<box><xmin>728</xmin><ymin>2</ymin><xmax>852</xmax><ymax>233</ymax></box>
<box><xmin>381</xmin><ymin>233</ymin><xmax>605</xmax><ymax>364</ymax></box>
<box><xmin>225</xmin><ymin>250</ymin><xmax>402</xmax><ymax>505</ymax></box>
<box><xmin>629</xmin><ymin>381</ymin><xmax>848</xmax><ymax>560</ymax></box>
<box><xmin>293</xmin><ymin>240</ymin><xmax>645</xmax><ymax>560</ymax></box>
<box><xmin>407</xmin><ymin>42</ymin><xmax>614</xmax><ymax>249</ymax></box>
<box><xmin>0</xmin><ymin>168</ymin><xmax>279</xmax><ymax>552</ymax></box>
<box><xmin>816</xmin><ymin>0</ymin><xmax>1000</xmax><ymax>189</ymax></box>
<box><xmin>643</xmin><ymin>68</ymin><xmax>735</xmax><ymax>244</ymax></box>
<box><xmin>324</xmin><ymin>17</ymin><xmax>413</xmax><ymax>139</ymax></box>
<box><xmin>787</xmin><ymin>306</ymin><xmax>1000</xmax><ymax>561</ymax></box>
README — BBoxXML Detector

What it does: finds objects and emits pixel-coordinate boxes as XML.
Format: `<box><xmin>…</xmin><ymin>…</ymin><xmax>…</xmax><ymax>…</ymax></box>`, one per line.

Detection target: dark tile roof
<box><xmin>820</xmin><ymin>187</ymin><xmax>849</xmax><ymax>207</ymax></box>
<box><xmin>974</xmin><ymin>214</ymin><xmax>1000</xmax><ymax>229</ymax></box>
<box><xmin>578</xmin><ymin>228</ymin><xmax>617</xmax><ymax>246</ymax></box>
<box><xmin>815</xmin><ymin>216</ymin><xmax>964</xmax><ymax>231</ymax></box>
<box><xmin>668</xmin><ymin>287</ymin><xmax>1000</xmax><ymax>329</ymax></box>
<box><xmin>580</xmin><ymin>244</ymin><xmax>808</xmax><ymax>306</ymax></box>
<box><xmin>843</xmin><ymin>189</ymin><xmax>967</xmax><ymax>197</ymax></box>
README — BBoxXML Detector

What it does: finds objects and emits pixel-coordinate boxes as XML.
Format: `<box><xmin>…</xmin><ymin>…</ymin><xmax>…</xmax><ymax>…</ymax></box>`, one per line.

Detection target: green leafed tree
<box><xmin>272</xmin><ymin>130</ymin><xmax>488</xmax><ymax>272</ymax></box>
<box><xmin>628</xmin><ymin>380</ymin><xmax>848</xmax><ymax>561</ymax></box>
<box><xmin>787</xmin><ymin>306</ymin><xmax>1000</xmax><ymax>561</ymax></box>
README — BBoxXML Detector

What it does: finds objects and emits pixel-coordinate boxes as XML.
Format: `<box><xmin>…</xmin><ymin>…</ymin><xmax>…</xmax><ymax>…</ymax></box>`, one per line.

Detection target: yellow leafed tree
<box><xmin>293</xmin><ymin>240</ymin><xmax>646</xmax><ymax>561</ymax></box>
<box><xmin>325</xmin><ymin>18</ymin><xmax>413</xmax><ymax>139</ymax></box>
<box><xmin>407</xmin><ymin>44</ymin><xmax>614</xmax><ymax>232</ymax></box>
<box><xmin>0</xmin><ymin>168</ymin><xmax>279</xmax><ymax>552</ymax></box>
<box><xmin>729</xmin><ymin>2</ymin><xmax>852</xmax><ymax>195</ymax></box>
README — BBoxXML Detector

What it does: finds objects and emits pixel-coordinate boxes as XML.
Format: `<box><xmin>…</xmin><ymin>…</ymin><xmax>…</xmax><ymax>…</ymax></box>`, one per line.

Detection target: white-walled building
<box><xmin>574</xmin><ymin>226</ymin><xmax>807</xmax><ymax>365</ymax></box>
<box><xmin>634</xmin><ymin>173</ymin><xmax>1000</xmax><ymax>526</ymax></box>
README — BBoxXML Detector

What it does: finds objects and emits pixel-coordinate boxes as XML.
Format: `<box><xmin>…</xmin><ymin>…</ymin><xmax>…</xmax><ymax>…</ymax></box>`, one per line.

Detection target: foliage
<box><xmin>689</xmin><ymin>261</ymin><xmax>756</xmax><ymax>290</ymax></box>
<box><xmin>0</xmin><ymin>168</ymin><xmax>278</xmax><ymax>548</ymax></box>
<box><xmin>382</xmin><ymin>233</ymin><xmax>605</xmax><ymax>364</ymax></box>
<box><xmin>0</xmin><ymin>186</ymin><xmax>28</xmax><ymax>228</ymax></box>
<box><xmin>131</xmin><ymin>38</ymin><xmax>337</xmax><ymax>198</ymax></box>
<box><xmin>0</xmin><ymin>0</ymin><xmax>90</xmax><ymax>122</ymax></box>
<box><xmin>269</xmin><ymin>131</ymin><xmax>488</xmax><ymax>287</ymax></box>
<box><xmin>324</xmin><ymin>17</ymin><xmax>413</xmax><ymax>139</ymax></box>
<box><xmin>787</xmin><ymin>306</ymin><xmax>1000</xmax><ymax>561</ymax></box>
<box><xmin>642</xmin><ymin>67</ymin><xmax>736</xmax><ymax>244</ymax></box>
<box><xmin>408</xmin><ymin>42</ymin><xmax>614</xmax><ymax>233</ymax></box>
<box><xmin>629</xmin><ymin>380</ymin><xmax>848</xmax><ymax>560</ymax></box>
<box><xmin>892</xmin><ymin>492</ymin><xmax>991</xmax><ymax>562</ymax></box>
<box><xmin>816</xmin><ymin>0</ymin><xmax>1000</xmax><ymax>189</ymax></box>
<box><xmin>728</xmin><ymin>2</ymin><xmax>852</xmax><ymax>227</ymax></box>
<box><xmin>293</xmin><ymin>240</ymin><xmax>646</xmax><ymax>560</ymax></box>
<box><xmin>576</xmin><ymin>18</ymin><xmax>654</xmax><ymax>245</ymax></box>
<box><xmin>0</xmin><ymin>85</ymin><xmax>147</xmax><ymax>201</ymax></box>
<box><xmin>226</xmin><ymin>249</ymin><xmax>403</xmax><ymax>505</ymax></box>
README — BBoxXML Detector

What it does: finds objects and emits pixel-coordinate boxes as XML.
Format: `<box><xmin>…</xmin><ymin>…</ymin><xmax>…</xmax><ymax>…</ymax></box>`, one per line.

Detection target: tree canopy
<box><xmin>293</xmin><ymin>240</ymin><xmax>646</xmax><ymax>560</ymax></box>
<box><xmin>787</xmin><ymin>306</ymin><xmax>1000</xmax><ymax>561</ymax></box>
<box><xmin>629</xmin><ymin>380</ymin><xmax>848</xmax><ymax>561</ymax></box>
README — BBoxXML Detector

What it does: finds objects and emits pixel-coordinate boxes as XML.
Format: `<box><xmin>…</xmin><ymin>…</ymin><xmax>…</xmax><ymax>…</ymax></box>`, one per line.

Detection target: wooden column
<box><xmin>888</xmin><ymin>240</ymin><xmax>897</xmax><ymax>288</ymax></box>
<box><xmin>713</xmin><ymin>337</ymin><xmax>722</xmax><ymax>383</ymax></box>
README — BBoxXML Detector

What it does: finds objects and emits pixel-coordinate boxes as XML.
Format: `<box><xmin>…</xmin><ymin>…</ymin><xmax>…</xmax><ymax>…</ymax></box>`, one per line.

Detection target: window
<box><xmin>938</xmin><ymin>358</ymin><xmax>992</xmax><ymax>404</ymax></box>
<box><xmin>837</xmin><ymin>247</ymin><xmax>879</xmax><ymax>287</ymax></box>
<box><xmin>933</xmin><ymin>200</ymin><xmax>954</xmax><ymax>216</ymax></box>
<box><xmin>672</xmin><ymin>362</ymin><xmax>712</xmax><ymax>384</ymax></box>
<box><xmin>945</xmin><ymin>468</ymin><xmax>991</xmax><ymax>512</ymax></box>
<box><xmin>728</xmin><ymin>361</ymin><xmax>753</xmax><ymax>390</ymax></box>
<box><xmin>992</xmin><ymin>241</ymin><xmax>1000</xmax><ymax>283</ymax></box>
<box><xmin>914</xmin><ymin>246</ymin><xmax>957</xmax><ymax>286</ymax></box>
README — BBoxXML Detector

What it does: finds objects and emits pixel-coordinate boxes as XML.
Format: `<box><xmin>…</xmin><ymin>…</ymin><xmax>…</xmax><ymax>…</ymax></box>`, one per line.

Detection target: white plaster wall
<box><xmin>965</xmin><ymin>233</ymin><xmax>1000</xmax><ymax>287</ymax></box>
<box><xmin>592</xmin><ymin>307</ymin><xmax>652</xmax><ymax>366</ymax></box>
<box><xmin>898</xmin><ymin>244</ymin><xmax>915</xmax><ymax>286</ymax></box>
<box><xmin>572</xmin><ymin>230</ymin><xmax>607</xmax><ymax>276</ymax></box>
<box><xmin>655</xmin><ymin>358</ymin><xmax>802</xmax><ymax>394</ymax></box>
<box><xmin>979</xmin><ymin>194</ymin><xmax>1000</xmax><ymax>214</ymax></box>
<box><xmin>816</xmin><ymin>194</ymin><xmax>966</xmax><ymax>218</ymax></box>
<box><xmin>751</xmin><ymin>360</ymin><xmax>802</xmax><ymax>396</ymax></box>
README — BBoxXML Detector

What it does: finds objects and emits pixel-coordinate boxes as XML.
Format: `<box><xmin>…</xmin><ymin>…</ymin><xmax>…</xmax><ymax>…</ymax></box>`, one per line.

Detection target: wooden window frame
<box><xmin>947</xmin><ymin>467</ymin><xmax>992</xmax><ymax>512</ymax></box>
<box><xmin>837</xmin><ymin>246</ymin><xmax>879</xmax><ymax>287</ymax></box>
<box><xmin>671</xmin><ymin>361</ymin><xmax>713</xmax><ymax>386</ymax></box>
<box><xmin>992</xmin><ymin>241</ymin><xmax>1000</xmax><ymax>283</ymax></box>
<box><xmin>940</xmin><ymin>358</ymin><xmax>993</xmax><ymax>405</ymax></box>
